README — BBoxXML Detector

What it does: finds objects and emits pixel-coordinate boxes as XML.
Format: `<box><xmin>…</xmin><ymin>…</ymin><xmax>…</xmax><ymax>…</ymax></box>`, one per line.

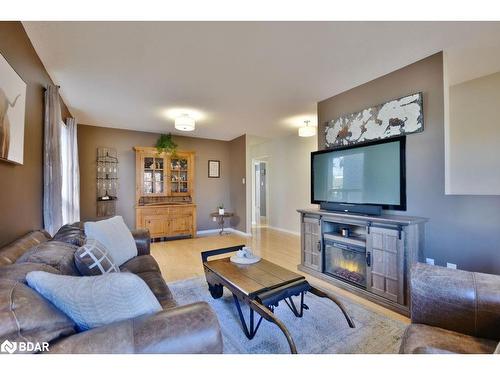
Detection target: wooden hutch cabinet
<box><xmin>134</xmin><ymin>147</ymin><xmax>196</xmax><ymax>239</ymax></box>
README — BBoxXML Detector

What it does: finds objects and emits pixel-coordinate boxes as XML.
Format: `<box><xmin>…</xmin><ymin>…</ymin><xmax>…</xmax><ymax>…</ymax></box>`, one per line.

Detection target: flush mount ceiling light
<box><xmin>298</xmin><ymin>120</ymin><xmax>316</xmax><ymax>137</ymax></box>
<box><xmin>174</xmin><ymin>114</ymin><xmax>195</xmax><ymax>132</ymax></box>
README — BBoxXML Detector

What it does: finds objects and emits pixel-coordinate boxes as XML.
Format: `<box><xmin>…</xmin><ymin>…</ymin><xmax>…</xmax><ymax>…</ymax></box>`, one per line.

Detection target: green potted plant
<box><xmin>155</xmin><ymin>133</ymin><xmax>178</xmax><ymax>157</ymax></box>
<box><xmin>218</xmin><ymin>204</ymin><xmax>225</xmax><ymax>215</ymax></box>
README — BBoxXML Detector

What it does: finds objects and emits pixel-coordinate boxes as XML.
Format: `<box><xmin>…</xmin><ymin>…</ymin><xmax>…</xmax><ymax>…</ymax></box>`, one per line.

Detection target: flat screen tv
<box><xmin>311</xmin><ymin>137</ymin><xmax>406</xmax><ymax>211</ymax></box>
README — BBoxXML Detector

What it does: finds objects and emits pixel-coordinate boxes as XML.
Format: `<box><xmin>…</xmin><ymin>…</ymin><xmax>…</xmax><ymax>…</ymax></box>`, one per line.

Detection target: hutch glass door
<box><xmin>170</xmin><ymin>156</ymin><xmax>189</xmax><ymax>195</ymax></box>
<box><xmin>143</xmin><ymin>156</ymin><xmax>165</xmax><ymax>195</ymax></box>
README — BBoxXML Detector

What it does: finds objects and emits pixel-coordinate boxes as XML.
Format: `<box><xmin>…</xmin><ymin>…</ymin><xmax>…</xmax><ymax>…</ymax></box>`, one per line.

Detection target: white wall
<box><xmin>447</xmin><ymin>71</ymin><xmax>500</xmax><ymax>194</ymax></box>
<box><xmin>247</xmin><ymin>134</ymin><xmax>317</xmax><ymax>234</ymax></box>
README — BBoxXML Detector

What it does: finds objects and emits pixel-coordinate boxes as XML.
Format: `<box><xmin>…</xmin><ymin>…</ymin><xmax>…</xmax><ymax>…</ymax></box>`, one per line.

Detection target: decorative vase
<box><xmin>218</xmin><ymin>208</ymin><xmax>225</xmax><ymax>215</ymax></box>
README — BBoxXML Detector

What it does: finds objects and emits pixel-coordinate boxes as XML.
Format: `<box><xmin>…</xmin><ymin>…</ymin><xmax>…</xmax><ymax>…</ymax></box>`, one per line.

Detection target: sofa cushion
<box><xmin>0</xmin><ymin>230</ymin><xmax>51</xmax><ymax>266</ymax></box>
<box><xmin>46</xmin><ymin>303</ymin><xmax>223</xmax><ymax>354</ymax></box>
<box><xmin>84</xmin><ymin>216</ymin><xmax>137</xmax><ymax>266</ymax></box>
<box><xmin>120</xmin><ymin>255</ymin><xmax>160</xmax><ymax>274</ymax></box>
<box><xmin>400</xmin><ymin>324</ymin><xmax>498</xmax><ymax>354</ymax></box>
<box><xmin>0</xmin><ymin>279</ymin><xmax>75</xmax><ymax>353</ymax></box>
<box><xmin>16</xmin><ymin>241</ymin><xmax>79</xmax><ymax>276</ymax></box>
<box><xmin>74</xmin><ymin>239</ymin><xmax>120</xmax><ymax>276</ymax></box>
<box><xmin>0</xmin><ymin>262</ymin><xmax>60</xmax><ymax>283</ymax></box>
<box><xmin>135</xmin><ymin>271</ymin><xmax>177</xmax><ymax>309</ymax></box>
<box><xmin>53</xmin><ymin>223</ymin><xmax>86</xmax><ymax>247</ymax></box>
<box><xmin>26</xmin><ymin>271</ymin><xmax>162</xmax><ymax>331</ymax></box>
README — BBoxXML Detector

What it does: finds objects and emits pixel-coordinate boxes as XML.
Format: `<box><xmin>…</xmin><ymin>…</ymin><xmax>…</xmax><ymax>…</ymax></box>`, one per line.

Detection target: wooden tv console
<box><xmin>297</xmin><ymin>209</ymin><xmax>427</xmax><ymax>316</ymax></box>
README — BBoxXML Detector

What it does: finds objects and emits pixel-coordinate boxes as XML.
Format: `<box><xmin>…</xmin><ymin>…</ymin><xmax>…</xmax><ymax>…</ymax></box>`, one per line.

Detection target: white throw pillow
<box><xmin>26</xmin><ymin>271</ymin><xmax>162</xmax><ymax>331</ymax></box>
<box><xmin>84</xmin><ymin>216</ymin><xmax>137</xmax><ymax>266</ymax></box>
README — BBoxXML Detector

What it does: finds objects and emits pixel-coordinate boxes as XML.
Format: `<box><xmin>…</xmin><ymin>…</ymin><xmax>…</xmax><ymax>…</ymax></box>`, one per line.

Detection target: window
<box><xmin>59</xmin><ymin>120</ymin><xmax>79</xmax><ymax>225</ymax></box>
<box><xmin>60</xmin><ymin>121</ymin><xmax>70</xmax><ymax>224</ymax></box>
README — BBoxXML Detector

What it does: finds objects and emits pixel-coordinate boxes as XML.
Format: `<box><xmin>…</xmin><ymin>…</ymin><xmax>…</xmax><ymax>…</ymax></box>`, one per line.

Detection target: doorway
<box><xmin>252</xmin><ymin>159</ymin><xmax>269</xmax><ymax>227</ymax></box>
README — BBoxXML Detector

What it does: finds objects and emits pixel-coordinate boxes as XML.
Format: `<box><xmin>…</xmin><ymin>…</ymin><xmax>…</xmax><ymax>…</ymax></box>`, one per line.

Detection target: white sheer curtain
<box><xmin>61</xmin><ymin>117</ymin><xmax>80</xmax><ymax>224</ymax></box>
<box><xmin>44</xmin><ymin>85</ymin><xmax>80</xmax><ymax>235</ymax></box>
<box><xmin>43</xmin><ymin>85</ymin><xmax>63</xmax><ymax>235</ymax></box>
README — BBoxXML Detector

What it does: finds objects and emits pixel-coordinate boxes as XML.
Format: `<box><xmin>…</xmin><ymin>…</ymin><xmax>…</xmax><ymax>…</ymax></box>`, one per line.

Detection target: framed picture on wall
<box><xmin>0</xmin><ymin>52</ymin><xmax>27</xmax><ymax>165</ymax></box>
<box><xmin>208</xmin><ymin>160</ymin><xmax>220</xmax><ymax>178</ymax></box>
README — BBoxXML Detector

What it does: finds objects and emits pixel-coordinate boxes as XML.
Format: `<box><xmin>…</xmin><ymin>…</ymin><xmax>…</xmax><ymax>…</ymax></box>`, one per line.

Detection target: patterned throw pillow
<box><xmin>74</xmin><ymin>239</ymin><xmax>120</xmax><ymax>276</ymax></box>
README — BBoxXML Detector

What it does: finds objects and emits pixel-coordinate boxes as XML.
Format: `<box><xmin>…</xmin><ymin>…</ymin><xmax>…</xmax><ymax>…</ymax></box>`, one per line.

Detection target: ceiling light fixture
<box><xmin>298</xmin><ymin>120</ymin><xmax>316</xmax><ymax>137</ymax></box>
<box><xmin>174</xmin><ymin>114</ymin><xmax>195</xmax><ymax>132</ymax></box>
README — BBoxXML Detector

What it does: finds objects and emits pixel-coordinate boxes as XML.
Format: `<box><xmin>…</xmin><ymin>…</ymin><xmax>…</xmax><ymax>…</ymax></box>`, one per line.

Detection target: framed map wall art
<box><xmin>0</xmin><ymin>52</ymin><xmax>27</xmax><ymax>165</ymax></box>
<box><xmin>325</xmin><ymin>92</ymin><xmax>423</xmax><ymax>148</ymax></box>
<box><xmin>208</xmin><ymin>160</ymin><xmax>220</xmax><ymax>178</ymax></box>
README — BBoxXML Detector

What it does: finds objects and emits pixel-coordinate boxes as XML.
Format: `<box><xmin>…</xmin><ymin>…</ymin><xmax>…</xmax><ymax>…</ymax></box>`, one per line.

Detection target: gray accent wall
<box><xmin>228</xmin><ymin>135</ymin><xmax>247</xmax><ymax>232</ymax></box>
<box><xmin>78</xmin><ymin>125</ymin><xmax>246</xmax><ymax>232</ymax></box>
<box><xmin>0</xmin><ymin>22</ymin><xmax>72</xmax><ymax>248</ymax></box>
<box><xmin>318</xmin><ymin>52</ymin><xmax>500</xmax><ymax>274</ymax></box>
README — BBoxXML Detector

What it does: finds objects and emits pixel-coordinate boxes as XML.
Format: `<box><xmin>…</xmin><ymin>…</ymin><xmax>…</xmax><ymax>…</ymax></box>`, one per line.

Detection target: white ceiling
<box><xmin>23</xmin><ymin>21</ymin><xmax>500</xmax><ymax>140</ymax></box>
<box><xmin>446</xmin><ymin>42</ymin><xmax>500</xmax><ymax>86</ymax></box>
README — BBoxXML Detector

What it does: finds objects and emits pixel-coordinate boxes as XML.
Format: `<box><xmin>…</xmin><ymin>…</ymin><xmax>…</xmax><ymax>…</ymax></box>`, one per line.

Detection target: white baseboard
<box><xmin>198</xmin><ymin>226</ymin><xmax>298</xmax><ymax>237</ymax></box>
<box><xmin>266</xmin><ymin>226</ymin><xmax>300</xmax><ymax>236</ymax></box>
<box><xmin>197</xmin><ymin>228</ymin><xmax>252</xmax><ymax>237</ymax></box>
<box><xmin>196</xmin><ymin>229</ymin><xmax>221</xmax><ymax>236</ymax></box>
<box><xmin>229</xmin><ymin>228</ymin><xmax>252</xmax><ymax>237</ymax></box>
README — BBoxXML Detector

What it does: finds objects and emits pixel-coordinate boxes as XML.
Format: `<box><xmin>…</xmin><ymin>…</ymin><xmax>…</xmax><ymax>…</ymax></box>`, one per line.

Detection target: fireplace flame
<box><xmin>334</xmin><ymin>258</ymin><xmax>362</xmax><ymax>274</ymax></box>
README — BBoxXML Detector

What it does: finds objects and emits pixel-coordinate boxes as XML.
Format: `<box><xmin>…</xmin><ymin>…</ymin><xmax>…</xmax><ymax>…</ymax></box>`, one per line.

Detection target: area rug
<box><xmin>169</xmin><ymin>277</ymin><xmax>407</xmax><ymax>354</ymax></box>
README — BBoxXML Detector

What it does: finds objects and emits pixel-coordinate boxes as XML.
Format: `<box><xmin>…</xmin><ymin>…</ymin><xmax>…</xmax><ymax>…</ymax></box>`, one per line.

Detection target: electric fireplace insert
<box><xmin>324</xmin><ymin>239</ymin><xmax>367</xmax><ymax>287</ymax></box>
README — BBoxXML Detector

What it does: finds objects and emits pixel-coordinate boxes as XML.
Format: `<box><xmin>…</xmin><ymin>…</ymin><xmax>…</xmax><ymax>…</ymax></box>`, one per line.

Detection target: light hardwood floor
<box><xmin>151</xmin><ymin>227</ymin><xmax>409</xmax><ymax>323</ymax></box>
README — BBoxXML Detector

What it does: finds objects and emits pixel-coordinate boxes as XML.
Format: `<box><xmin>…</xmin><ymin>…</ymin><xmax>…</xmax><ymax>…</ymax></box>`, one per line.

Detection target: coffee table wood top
<box><xmin>203</xmin><ymin>257</ymin><xmax>305</xmax><ymax>297</ymax></box>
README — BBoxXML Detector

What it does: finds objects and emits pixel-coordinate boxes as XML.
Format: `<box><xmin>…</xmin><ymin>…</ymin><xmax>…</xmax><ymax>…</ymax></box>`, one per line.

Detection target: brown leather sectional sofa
<box><xmin>3</xmin><ymin>222</ymin><xmax>498</xmax><ymax>354</ymax></box>
<box><xmin>400</xmin><ymin>263</ymin><xmax>500</xmax><ymax>354</ymax></box>
<box><xmin>0</xmin><ymin>223</ymin><xmax>223</xmax><ymax>354</ymax></box>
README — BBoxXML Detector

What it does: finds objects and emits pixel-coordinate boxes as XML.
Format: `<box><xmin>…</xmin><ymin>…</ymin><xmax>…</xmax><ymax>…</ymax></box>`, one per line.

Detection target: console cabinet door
<box><xmin>366</xmin><ymin>227</ymin><xmax>404</xmax><ymax>303</ymax></box>
<box><xmin>302</xmin><ymin>216</ymin><xmax>321</xmax><ymax>271</ymax></box>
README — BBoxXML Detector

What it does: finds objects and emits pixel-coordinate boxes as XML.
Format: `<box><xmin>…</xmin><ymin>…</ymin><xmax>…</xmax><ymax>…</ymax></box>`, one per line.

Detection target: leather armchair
<box><xmin>47</xmin><ymin>302</ymin><xmax>223</xmax><ymax>354</ymax></box>
<box><xmin>400</xmin><ymin>263</ymin><xmax>500</xmax><ymax>354</ymax></box>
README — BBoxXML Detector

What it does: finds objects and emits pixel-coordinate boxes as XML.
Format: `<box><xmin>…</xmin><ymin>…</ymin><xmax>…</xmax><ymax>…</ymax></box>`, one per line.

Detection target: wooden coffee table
<box><xmin>201</xmin><ymin>245</ymin><xmax>355</xmax><ymax>354</ymax></box>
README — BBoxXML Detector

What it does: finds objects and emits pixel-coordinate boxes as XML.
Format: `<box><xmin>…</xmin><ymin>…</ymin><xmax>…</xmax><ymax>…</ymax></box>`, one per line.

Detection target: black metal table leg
<box><xmin>284</xmin><ymin>291</ymin><xmax>308</xmax><ymax>317</ymax></box>
<box><xmin>248</xmin><ymin>299</ymin><xmax>298</xmax><ymax>354</ymax></box>
<box><xmin>309</xmin><ymin>286</ymin><xmax>355</xmax><ymax>328</ymax></box>
<box><xmin>231</xmin><ymin>294</ymin><xmax>297</xmax><ymax>353</ymax></box>
<box><xmin>232</xmin><ymin>294</ymin><xmax>263</xmax><ymax>339</ymax></box>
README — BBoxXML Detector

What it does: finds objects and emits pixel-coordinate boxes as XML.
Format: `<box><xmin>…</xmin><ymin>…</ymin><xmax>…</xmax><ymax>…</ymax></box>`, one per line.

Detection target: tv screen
<box><xmin>311</xmin><ymin>137</ymin><xmax>406</xmax><ymax>210</ymax></box>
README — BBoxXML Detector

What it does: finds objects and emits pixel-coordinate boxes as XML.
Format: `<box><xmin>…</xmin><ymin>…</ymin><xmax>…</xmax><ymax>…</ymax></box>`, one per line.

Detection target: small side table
<box><xmin>210</xmin><ymin>212</ymin><xmax>234</xmax><ymax>235</ymax></box>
